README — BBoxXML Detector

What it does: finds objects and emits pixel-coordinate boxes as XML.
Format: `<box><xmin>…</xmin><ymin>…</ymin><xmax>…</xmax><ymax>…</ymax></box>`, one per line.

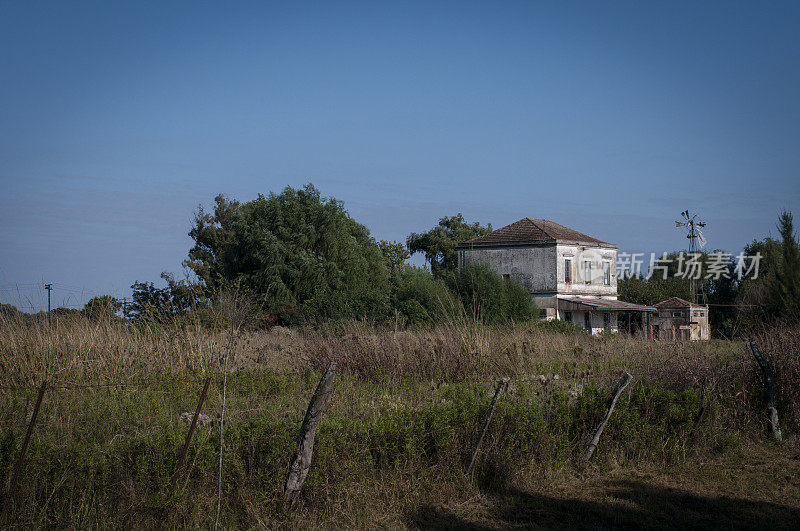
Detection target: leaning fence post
<box><xmin>749</xmin><ymin>338</ymin><xmax>782</xmax><ymax>441</ymax></box>
<box><xmin>171</xmin><ymin>377</ymin><xmax>212</xmax><ymax>489</ymax></box>
<box><xmin>690</xmin><ymin>380</ymin><xmax>707</xmax><ymax>440</ymax></box>
<box><xmin>467</xmin><ymin>378</ymin><xmax>508</xmax><ymax>476</ymax></box>
<box><xmin>2</xmin><ymin>380</ymin><xmax>46</xmax><ymax>513</ymax></box>
<box><xmin>285</xmin><ymin>362</ymin><xmax>336</xmax><ymax>502</ymax></box>
<box><xmin>586</xmin><ymin>372</ymin><xmax>632</xmax><ymax>461</ymax></box>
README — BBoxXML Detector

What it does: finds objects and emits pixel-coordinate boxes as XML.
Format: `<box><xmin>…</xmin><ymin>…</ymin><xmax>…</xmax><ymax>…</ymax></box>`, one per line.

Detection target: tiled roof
<box><xmin>654</xmin><ymin>297</ymin><xmax>705</xmax><ymax>308</ymax></box>
<box><xmin>457</xmin><ymin>218</ymin><xmax>616</xmax><ymax>249</ymax></box>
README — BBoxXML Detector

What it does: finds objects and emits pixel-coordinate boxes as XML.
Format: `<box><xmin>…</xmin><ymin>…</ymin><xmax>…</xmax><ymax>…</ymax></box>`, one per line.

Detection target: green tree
<box><xmin>184</xmin><ymin>184</ymin><xmax>391</xmax><ymax>323</ymax></box>
<box><xmin>736</xmin><ymin>237</ymin><xmax>781</xmax><ymax>326</ymax></box>
<box><xmin>83</xmin><ymin>296</ymin><xmax>121</xmax><ymax>320</ymax></box>
<box><xmin>766</xmin><ymin>210</ymin><xmax>800</xmax><ymax>320</ymax></box>
<box><xmin>406</xmin><ymin>214</ymin><xmax>491</xmax><ymax>277</ymax></box>
<box><xmin>737</xmin><ymin>210</ymin><xmax>800</xmax><ymax>326</ymax></box>
<box><xmin>130</xmin><ymin>272</ymin><xmax>201</xmax><ymax>323</ymax></box>
<box><xmin>378</xmin><ymin>240</ymin><xmax>410</xmax><ymax>276</ymax></box>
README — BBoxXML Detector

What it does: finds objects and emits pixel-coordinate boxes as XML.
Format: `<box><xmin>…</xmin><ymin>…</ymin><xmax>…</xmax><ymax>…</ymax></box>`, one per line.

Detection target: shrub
<box><xmin>393</xmin><ymin>267</ymin><xmax>460</xmax><ymax>326</ymax></box>
<box><xmin>449</xmin><ymin>262</ymin><xmax>536</xmax><ymax>323</ymax></box>
<box><xmin>535</xmin><ymin>319</ymin><xmax>585</xmax><ymax>335</ymax></box>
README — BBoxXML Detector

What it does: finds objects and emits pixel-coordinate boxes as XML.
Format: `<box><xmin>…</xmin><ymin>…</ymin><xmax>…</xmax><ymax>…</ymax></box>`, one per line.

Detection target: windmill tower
<box><xmin>675</xmin><ymin>210</ymin><xmax>706</xmax><ymax>304</ymax></box>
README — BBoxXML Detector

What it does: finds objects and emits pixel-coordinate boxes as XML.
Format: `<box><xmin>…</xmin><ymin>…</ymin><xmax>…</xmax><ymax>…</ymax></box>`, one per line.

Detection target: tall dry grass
<box><xmin>2</xmin><ymin>310</ymin><xmax>798</xmax><ymax>429</ymax></box>
<box><xmin>2</xmin><ymin>311</ymin><xmax>799</xmax><ymax>528</ymax></box>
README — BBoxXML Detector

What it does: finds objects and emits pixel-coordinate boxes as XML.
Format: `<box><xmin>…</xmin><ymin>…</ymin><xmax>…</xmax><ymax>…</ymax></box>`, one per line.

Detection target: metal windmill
<box><xmin>675</xmin><ymin>210</ymin><xmax>706</xmax><ymax>304</ymax></box>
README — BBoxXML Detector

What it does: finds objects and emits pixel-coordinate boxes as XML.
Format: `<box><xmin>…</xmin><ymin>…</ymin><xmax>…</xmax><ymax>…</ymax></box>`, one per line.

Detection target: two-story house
<box><xmin>456</xmin><ymin>218</ymin><xmax>655</xmax><ymax>334</ymax></box>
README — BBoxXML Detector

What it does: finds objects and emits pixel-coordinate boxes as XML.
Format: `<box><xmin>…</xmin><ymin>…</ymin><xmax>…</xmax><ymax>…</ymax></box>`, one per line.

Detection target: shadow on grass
<box><xmin>407</xmin><ymin>479</ymin><xmax>800</xmax><ymax>530</ymax></box>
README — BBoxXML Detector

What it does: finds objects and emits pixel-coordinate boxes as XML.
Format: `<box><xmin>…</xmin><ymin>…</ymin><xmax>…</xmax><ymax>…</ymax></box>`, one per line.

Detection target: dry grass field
<box><xmin>1</xmin><ymin>313</ymin><xmax>798</xmax><ymax>528</ymax></box>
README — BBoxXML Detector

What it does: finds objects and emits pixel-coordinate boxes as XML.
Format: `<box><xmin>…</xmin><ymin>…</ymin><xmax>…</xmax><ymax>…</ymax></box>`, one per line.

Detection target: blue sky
<box><xmin>1</xmin><ymin>1</ymin><xmax>799</xmax><ymax>310</ymax></box>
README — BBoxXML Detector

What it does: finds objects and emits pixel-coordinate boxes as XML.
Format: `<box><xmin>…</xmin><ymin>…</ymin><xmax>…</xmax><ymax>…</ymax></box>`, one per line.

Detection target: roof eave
<box><xmin>457</xmin><ymin>239</ymin><xmax>617</xmax><ymax>250</ymax></box>
<box><xmin>456</xmin><ymin>240</ymin><xmax>553</xmax><ymax>249</ymax></box>
<box><xmin>554</xmin><ymin>239</ymin><xmax>617</xmax><ymax>249</ymax></box>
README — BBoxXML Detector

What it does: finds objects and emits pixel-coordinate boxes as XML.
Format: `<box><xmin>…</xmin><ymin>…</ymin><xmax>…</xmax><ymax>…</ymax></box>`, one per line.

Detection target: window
<box><xmin>564</xmin><ymin>311</ymin><xmax>572</xmax><ymax>322</ymax></box>
<box><xmin>603</xmin><ymin>312</ymin><xmax>610</xmax><ymax>328</ymax></box>
<box><xmin>672</xmin><ymin>311</ymin><xmax>682</xmax><ymax>317</ymax></box>
<box><xmin>502</xmin><ymin>274</ymin><xmax>510</xmax><ymax>281</ymax></box>
<box><xmin>584</xmin><ymin>312</ymin><xmax>591</xmax><ymax>329</ymax></box>
<box><xmin>564</xmin><ymin>259</ymin><xmax>572</xmax><ymax>283</ymax></box>
<box><xmin>584</xmin><ymin>261</ymin><xmax>592</xmax><ymax>284</ymax></box>
<box><xmin>603</xmin><ymin>261</ymin><xmax>611</xmax><ymax>285</ymax></box>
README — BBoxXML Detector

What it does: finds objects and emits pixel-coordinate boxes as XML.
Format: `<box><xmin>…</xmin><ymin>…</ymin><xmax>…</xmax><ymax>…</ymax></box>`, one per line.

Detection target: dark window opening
<box><xmin>565</xmin><ymin>259</ymin><xmax>572</xmax><ymax>283</ymax></box>
<box><xmin>564</xmin><ymin>311</ymin><xmax>572</xmax><ymax>322</ymax></box>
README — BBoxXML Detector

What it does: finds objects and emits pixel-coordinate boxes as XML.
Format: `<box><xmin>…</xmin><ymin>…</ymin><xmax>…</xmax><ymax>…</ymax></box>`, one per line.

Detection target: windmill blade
<box><xmin>696</xmin><ymin>228</ymin><xmax>707</xmax><ymax>248</ymax></box>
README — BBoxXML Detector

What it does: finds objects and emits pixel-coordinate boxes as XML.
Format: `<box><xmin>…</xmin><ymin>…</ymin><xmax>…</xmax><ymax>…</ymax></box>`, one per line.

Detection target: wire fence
<box><xmin>0</xmin><ymin>370</ymin><xmax>588</xmax><ymax>439</ymax></box>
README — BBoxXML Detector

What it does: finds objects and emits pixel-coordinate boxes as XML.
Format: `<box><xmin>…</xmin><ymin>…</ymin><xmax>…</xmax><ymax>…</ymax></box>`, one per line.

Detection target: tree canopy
<box><xmin>83</xmin><ymin>296</ymin><xmax>121</xmax><ymax>320</ymax></box>
<box><xmin>767</xmin><ymin>210</ymin><xmax>800</xmax><ymax>320</ymax></box>
<box><xmin>184</xmin><ymin>184</ymin><xmax>391</xmax><ymax>323</ymax></box>
<box><xmin>378</xmin><ymin>240</ymin><xmax>410</xmax><ymax>276</ymax></box>
<box><xmin>739</xmin><ymin>210</ymin><xmax>800</xmax><ymax>325</ymax></box>
<box><xmin>406</xmin><ymin>214</ymin><xmax>491</xmax><ymax>277</ymax></box>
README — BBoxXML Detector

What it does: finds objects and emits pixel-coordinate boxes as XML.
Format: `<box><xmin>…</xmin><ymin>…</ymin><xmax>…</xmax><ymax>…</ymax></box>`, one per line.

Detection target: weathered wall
<box><xmin>460</xmin><ymin>245</ymin><xmax>558</xmax><ymax>294</ymax></box>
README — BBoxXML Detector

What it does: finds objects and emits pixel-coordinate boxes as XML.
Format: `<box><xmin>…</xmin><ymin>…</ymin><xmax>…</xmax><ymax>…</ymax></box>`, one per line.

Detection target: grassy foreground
<box><xmin>1</xmin><ymin>316</ymin><xmax>799</xmax><ymax>528</ymax></box>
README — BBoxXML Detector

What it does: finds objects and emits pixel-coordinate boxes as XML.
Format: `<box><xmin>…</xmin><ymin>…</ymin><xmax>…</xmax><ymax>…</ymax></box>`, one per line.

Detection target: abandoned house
<box><xmin>456</xmin><ymin>218</ymin><xmax>656</xmax><ymax>335</ymax></box>
<box><xmin>650</xmin><ymin>297</ymin><xmax>710</xmax><ymax>341</ymax></box>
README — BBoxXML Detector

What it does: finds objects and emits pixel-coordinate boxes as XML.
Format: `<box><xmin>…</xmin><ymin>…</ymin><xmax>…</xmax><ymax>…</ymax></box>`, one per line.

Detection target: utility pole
<box><xmin>675</xmin><ymin>210</ymin><xmax>707</xmax><ymax>304</ymax></box>
<box><xmin>44</xmin><ymin>283</ymin><xmax>52</xmax><ymax>324</ymax></box>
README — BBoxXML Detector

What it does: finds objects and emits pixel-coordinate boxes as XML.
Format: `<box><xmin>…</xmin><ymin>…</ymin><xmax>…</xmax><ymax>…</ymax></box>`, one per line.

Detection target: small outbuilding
<box><xmin>650</xmin><ymin>297</ymin><xmax>710</xmax><ymax>341</ymax></box>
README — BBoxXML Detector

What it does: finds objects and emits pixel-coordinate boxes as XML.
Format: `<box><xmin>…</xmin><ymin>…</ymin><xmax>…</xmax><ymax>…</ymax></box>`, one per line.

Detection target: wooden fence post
<box><xmin>2</xmin><ymin>380</ymin><xmax>46</xmax><ymax>513</ymax></box>
<box><xmin>586</xmin><ymin>372</ymin><xmax>632</xmax><ymax>461</ymax></box>
<box><xmin>467</xmin><ymin>378</ymin><xmax>508</xmax><ymax>476</ymax></box>
<box><xmin>749</xmin><ymin>339</ymin><xmax>782</xmax><ymax>441</ymax></box>
<box><xmin>171</xmin><ymin>377</ymin><xmax>212</xmax><ymax>488</ymax></box>
<box><xmin>690</xmin><ymin>380</ymin><xmax>707</xmax><ymax>440</ymax></box>
<box><xmin>285</xmin><ymin>362</ymin><xmax>336</xmax><ymax>502</ymax></box>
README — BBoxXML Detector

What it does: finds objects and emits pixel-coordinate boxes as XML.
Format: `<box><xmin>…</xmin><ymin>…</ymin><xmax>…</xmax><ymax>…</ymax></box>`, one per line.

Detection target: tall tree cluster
<box><xmin>183</xmin><ymin>184</ymin><xmax>391</xmax><ymax>323</ymax></box>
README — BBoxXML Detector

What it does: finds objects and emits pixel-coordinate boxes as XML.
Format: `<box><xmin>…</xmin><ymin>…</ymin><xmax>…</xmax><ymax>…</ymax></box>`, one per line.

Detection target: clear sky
<box><xmin>1</xmin><ymin>1</ymin><xmax>799</xmax><ymax>311</ymax></box>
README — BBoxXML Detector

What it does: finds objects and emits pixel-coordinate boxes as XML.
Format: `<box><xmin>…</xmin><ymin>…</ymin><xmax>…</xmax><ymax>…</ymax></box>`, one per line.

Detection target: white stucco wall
<box><xmin>555</xmin><ymin>244</ymin><xmax>618</xmax><ymax>299</ymax></box>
